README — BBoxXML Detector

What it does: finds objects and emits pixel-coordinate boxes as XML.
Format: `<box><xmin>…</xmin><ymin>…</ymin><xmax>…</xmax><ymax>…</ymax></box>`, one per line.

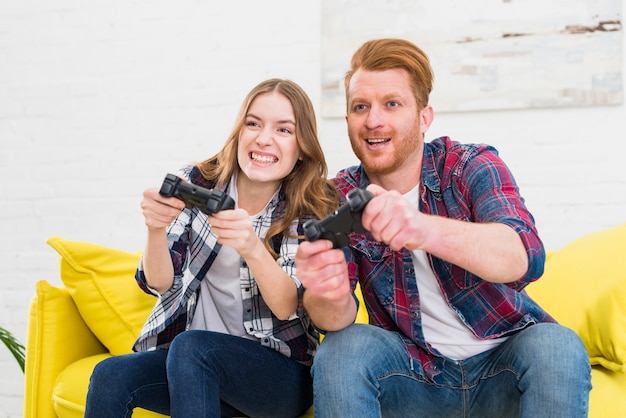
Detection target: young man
<box><xmin>295</xmin><ymin>38</ymin><xmax>591</xmax><ymax>417</ymax></box>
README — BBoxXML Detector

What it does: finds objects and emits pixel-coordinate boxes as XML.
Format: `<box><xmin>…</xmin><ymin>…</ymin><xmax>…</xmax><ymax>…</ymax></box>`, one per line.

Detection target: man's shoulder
<box><xmin>426</xmin><ymin>137</ymin><xmax>502</xmax><ymax>176</ymax></box>
<box><xmin>427</xmin><ymin>136</ymin><xmax>498</xmax><ymax>158</ymax></box>
<box><xmin>332</xmin><ymin>165</ymin><xmax>367</xmax><ymax>199</ymax></box>
<box><xmin>183</xmin><ymin>165</ymin><xmax>216</xmax><ymax>189</ymax></box>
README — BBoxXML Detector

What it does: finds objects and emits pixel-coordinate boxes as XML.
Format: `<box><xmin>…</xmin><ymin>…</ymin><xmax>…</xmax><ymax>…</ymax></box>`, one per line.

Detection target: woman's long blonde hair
<box><xmin>197</xmin><ymin>78</ymin><xmax>338</xmax><ymax>258</ymax></box>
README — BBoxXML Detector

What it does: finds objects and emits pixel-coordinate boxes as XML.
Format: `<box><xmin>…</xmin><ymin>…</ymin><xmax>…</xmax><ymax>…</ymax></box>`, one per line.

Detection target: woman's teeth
<box><xmin>251</xmin><ymin>152</ymin><xmax>277</xmax><ymax>163</ymax></box>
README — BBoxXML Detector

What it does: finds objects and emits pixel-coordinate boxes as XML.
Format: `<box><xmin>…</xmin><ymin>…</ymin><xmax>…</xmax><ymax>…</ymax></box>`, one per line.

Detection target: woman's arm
<box><xmin>140</xmin><ymin>187</ymin><xmax>185</xmax><ymax>294</ymax></box>
<box><xmin>208</xmin><ymin>209</ymin><xmax>299</xmax><ymax>320</ymax></box>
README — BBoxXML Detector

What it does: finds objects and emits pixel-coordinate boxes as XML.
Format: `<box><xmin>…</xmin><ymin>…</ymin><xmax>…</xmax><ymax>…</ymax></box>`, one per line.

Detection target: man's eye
<box><xmin>354</xmin><ymin>104</ymin><xmax>367</xmax><ymax>111</ymax></box>
<box><xmin>388</xmin><ymin>101</ymin><xmax>399</xmax><ymax>108</ymax></box>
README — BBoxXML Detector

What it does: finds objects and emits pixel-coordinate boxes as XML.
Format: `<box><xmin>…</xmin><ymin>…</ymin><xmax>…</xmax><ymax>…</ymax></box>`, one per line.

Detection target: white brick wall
<box><xmin>1</xmin><ymin>1</ymin><xmax>624</xmax><ymax>416</ymax></box>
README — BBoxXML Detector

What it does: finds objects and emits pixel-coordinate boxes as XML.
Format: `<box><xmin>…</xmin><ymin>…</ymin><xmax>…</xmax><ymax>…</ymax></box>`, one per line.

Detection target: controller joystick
<box><xmin>159</xmin><ymin>173</ymin><xmax>235</xmax><ymax>215</ymax></box>
<box><xmin>303</xmin><ymin>188</ymin><xmax>374</xmax><ymax>248</ymax></box>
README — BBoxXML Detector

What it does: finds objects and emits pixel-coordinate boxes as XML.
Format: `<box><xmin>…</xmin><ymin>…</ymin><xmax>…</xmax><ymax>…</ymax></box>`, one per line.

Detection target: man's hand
<box><xmin>362</xmin><ymin>184</ymin><xmax>431</xmax><ymax>252</ymax></box>
<box><xmin>296</xmin><ymin>240</ymin><xmax>350</xmax><ymax>299</ymax></box>
<box><xmin>295</xmin><ymin>240</ymin><xmax>357</xmax><ymax>331</ymax></box>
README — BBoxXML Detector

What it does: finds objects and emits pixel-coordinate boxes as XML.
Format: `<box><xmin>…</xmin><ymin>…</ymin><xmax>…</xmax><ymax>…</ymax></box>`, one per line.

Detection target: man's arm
<box><xmin>295</xmin><ymin>240</ymin><xmax>358</xmax><ymax>331</ymax></box>
<box><xmin>415</xmin><ymin>215</ymin><xmax>528</xmax><ymax>283</ymax></box>
<box><xmin>363</xmin><ymin>184</ymin><xmax>529</xmax><ymax>284</ymax></box>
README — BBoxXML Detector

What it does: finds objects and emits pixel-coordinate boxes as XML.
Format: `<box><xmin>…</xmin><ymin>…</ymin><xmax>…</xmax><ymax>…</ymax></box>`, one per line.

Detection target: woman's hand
<box><xmin>140</xmin><ymin>187</ymin><xmax>184</xmax><ymax>294</ymax></box>
<box><xmin>141</xmin><ymin>187</ymin><xmax>185</xmax><ymax>230</ymax></box>
<box><xmin>208</xmin><ymin>209</ymin><xmax>262</xmax><ymax>258</ymax></box>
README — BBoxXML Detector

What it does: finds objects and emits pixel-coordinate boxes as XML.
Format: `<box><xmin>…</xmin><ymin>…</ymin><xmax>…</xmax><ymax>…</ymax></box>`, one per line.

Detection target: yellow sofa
<box><xmin>24</xmin><ymin>223</ymin><xmax>626</xmax><ymax>418</ymax></box>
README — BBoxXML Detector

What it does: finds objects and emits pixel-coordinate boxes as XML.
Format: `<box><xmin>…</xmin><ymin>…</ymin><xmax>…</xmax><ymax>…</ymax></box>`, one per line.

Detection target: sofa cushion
<box><xmin>526</xmin><ymin>222</ymin><xmax>626</xmax><ymax>372</ymax></box>
<box><xmin>588</xmin><ymin>366</ymin><xmax>626</xmax><ymax>416</ymax></box>
<box><xmin>24</xmin><ymin>280</ymin><xmax>108</xmax><ymax>418</ymax></box>
<box><xmin>47</xmin><ymin>237</ymin><xmax>156</xmax><ymax>356</ymax></box>
<box><xmin>53</xmin><ymin>354</ymin><xmax>112</xmax><ymax>418</ymax></box>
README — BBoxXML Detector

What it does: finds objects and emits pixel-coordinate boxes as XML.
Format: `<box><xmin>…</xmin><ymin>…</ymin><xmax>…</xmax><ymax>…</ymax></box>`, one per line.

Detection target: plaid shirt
<box><xmin>334</xmin><ymin>136</ymin><xmax>555</xmax><ymax>382</ymax></box>
<box><xmin>133</xmin><ymin>166</ymin><xmax>319</xmax><ymax>366</ymax></box>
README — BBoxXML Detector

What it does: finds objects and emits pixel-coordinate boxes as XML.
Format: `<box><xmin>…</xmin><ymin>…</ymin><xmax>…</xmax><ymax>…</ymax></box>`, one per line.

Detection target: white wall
<box><xmin>0</xmin><ymin>1</ymin><xmax>624</xmax><ymax>416</ymax></box>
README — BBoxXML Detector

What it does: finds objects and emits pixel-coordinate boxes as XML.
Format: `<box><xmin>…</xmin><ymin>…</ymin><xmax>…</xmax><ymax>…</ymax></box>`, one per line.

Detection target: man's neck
<box><xmin>366</xmin><ymin>153</ymin><xmax>423</xmax><ymax>194</ymax></box>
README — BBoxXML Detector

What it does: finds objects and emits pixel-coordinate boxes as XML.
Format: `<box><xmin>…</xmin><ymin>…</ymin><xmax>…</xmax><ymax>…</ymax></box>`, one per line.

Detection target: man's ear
<box><xmin>420</xmin><ymin>105</ymin><xmax>434</xmax><ymax>135</ymax></box>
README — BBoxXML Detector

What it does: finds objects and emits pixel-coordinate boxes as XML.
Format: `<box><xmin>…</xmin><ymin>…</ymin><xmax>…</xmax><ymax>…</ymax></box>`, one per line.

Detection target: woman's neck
<box><xmin>235</xmin><ymin>175</ymin><xmax>281</xmax><ymax>215</ymax></box>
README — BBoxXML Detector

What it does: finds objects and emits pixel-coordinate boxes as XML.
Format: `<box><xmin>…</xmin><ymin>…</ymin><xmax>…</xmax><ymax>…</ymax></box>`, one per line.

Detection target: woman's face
<box><xmin>237</xmin><ymin>91</ymin><xmax>302</xmax><ymax>189</ymax></box>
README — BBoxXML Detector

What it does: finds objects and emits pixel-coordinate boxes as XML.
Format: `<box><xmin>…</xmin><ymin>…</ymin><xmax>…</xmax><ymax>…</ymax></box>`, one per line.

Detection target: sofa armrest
<box><xmin>24</xmin><ymin>280</ymin><xmax>108</xmax><ymax>418</ymax></box>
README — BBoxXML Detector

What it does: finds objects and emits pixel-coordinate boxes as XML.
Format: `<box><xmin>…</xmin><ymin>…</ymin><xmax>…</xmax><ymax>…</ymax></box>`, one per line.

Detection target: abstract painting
<box><xmin>321</xmin><ymin>0</ymin><xmax>623</xmax><ymax>115</ymax></box>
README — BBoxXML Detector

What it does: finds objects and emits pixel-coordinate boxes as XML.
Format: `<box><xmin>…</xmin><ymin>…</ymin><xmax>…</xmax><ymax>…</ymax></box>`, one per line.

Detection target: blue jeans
<box><xmin>312</xmin><ymin>323</ymin><xmax>591</xmax><ymax>418</ymax></box>
<box><xmin>84</xmin><ymin>330</ymin><xmax>313</xmax><ymax>418</ymax></box>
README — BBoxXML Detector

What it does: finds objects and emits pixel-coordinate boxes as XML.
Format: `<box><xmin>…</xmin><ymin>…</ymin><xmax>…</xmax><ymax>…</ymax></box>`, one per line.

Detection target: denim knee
<box><xmin>166</xmin><ymin>331</ymin><xmax>208</xmax><ymax>375</ymax></box>
<box><xmin>90</xmin><ymin>356</ymin><xmax>128</xmax><ymax>386</ymax></box>
<box><xmin>517</xmin><ymin>323</ymin><xmax>589</xmax><ymax>369</ymax></box>
<box><xmin>313</xmin><ymin>324</ymin><xmax>409</xmax><ymax>378</ymax></box>
<box><xmin>315</xmin><ymin>324</ymin><xmax>377</xmax><ymax>367</ymax></box>
<box><xmin>86</xmin><ymin>356</ymin><xmax>138</xmax><ymax>415</ymax></box>
<box><xmin>168</xmin><ymin>330</ymin><xmax>199</xmax><ymax>354</ymax></box>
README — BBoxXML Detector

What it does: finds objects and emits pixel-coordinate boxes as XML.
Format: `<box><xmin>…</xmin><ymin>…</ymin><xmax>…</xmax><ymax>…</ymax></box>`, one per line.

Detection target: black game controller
<box><xmin>159</xmin><ymin>173</ymin><xmax>235</xmax><ymax>215</ymax></box>
<box><xmin>303</xmin><ymin>188</ymin><xmax>374</xmax><ymax>248</ymax></box>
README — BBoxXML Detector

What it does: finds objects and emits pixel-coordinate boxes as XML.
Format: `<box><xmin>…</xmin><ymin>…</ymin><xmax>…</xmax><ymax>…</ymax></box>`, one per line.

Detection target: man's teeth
<box><xmin>251</xmin><ymin>153</ymin><xmax>277</xmax><ymax>163</ymax></box>
<box><xmin>367</xmin><ymin>138</ymin><xmax>388</xmax><ymax>144</ymax></box>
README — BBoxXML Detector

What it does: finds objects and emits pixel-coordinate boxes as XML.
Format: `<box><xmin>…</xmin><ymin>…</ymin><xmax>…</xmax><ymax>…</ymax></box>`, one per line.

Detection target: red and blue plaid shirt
<box><xmin>333</xmin><ymin>136</ymin><xmax>555</xmax><ymax>382</ymax></box>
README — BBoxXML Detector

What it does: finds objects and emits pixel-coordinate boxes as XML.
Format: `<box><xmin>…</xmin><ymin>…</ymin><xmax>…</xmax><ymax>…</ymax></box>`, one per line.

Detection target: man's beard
<box><xmin>350</xmin><ymin>124</ymin><xmax>422</xmax><ymax>176</ymax></box>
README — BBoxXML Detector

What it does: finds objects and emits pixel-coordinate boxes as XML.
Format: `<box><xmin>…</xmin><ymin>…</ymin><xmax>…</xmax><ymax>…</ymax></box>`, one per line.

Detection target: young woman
<box><xmin>84</xmin><ymin>78</ymin><xmax>338</xmax><ymax>418</ymax></box>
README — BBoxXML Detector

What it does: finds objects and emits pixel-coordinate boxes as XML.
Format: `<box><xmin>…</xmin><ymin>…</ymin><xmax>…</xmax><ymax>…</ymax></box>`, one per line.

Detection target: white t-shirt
<box><xmin>189</xmin><ymin>176</ymin><xmax>256</xmax><ymax>339</ymax></box>
<box><xmin>404</xmin><ymin>185</ymin><xmax>508</xmax><ymax>360</ymax></box>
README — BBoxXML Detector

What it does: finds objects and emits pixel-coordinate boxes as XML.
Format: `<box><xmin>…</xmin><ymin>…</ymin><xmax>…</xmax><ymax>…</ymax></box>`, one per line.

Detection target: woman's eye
<box><xmin>278</xmin><ymin>127</ymin><xmax>293</xmax><ymax>134</ymax></box>
<box><xmin>245</xmin><ymin>121</ymin><xmax>260</xmax><ymax>127</ymax></box>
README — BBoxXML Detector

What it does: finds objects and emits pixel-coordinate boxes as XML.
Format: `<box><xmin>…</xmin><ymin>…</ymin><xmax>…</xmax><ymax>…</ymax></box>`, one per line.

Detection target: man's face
<box><xmin>346</xmin><ymin>68</ymin><xmax>429</xmax><ymax>178</ymax></box>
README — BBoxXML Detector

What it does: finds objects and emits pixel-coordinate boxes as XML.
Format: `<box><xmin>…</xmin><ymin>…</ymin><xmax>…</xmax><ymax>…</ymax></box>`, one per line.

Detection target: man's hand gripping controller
<box><xmin>303</xmin><ymin>188</ymin><xmax>374</xmax><ymax>248</ymax></box>
<box><xmin>159</xmin><ymin>173</ymin><xmax>235</xmax><ymax>215</ymax></box>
